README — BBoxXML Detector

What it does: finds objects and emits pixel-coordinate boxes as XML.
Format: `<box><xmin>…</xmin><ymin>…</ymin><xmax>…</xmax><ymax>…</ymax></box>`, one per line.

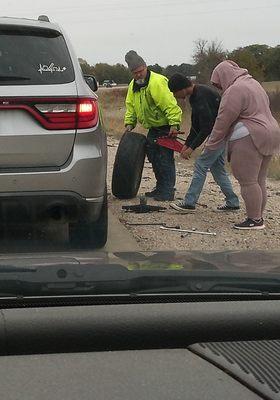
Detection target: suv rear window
<box><xmin>0</xmin><ymin>25</ymin><xmax>75</xmax><ymax>85</ymax></box>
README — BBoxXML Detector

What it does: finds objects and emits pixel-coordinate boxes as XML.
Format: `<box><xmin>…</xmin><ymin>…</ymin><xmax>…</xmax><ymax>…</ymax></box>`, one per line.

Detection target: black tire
<box><xmin>112</xmin><ymin>131</ymin><xmax>147</xmax><ymax>199</ymax></box>
<box><xmin>69</xmin><ymin>192</ymin><xmax>108</xmax><ymax>249</ymax></box>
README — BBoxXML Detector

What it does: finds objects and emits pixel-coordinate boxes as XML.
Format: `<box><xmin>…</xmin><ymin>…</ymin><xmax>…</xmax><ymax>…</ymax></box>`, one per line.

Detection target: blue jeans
<box><xmin>146</xmin><ymin>126</ymin><xmax>176</xmax><ymax>196</ymax></box>
<box><xmin>185</xmin><ymin>147</ymin><xmax>239</xmax><ymax>207</ymax></box>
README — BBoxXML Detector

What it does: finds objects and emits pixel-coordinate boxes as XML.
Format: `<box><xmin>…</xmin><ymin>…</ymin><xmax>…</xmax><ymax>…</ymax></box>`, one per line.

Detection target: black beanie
<box><xmin>125</xmin><ymin>50</ymin><xmax>146</xmax><ymax>71</ymax></box>
<box><xmin>168</xmin><ymin>73</ymin><xmax>192</xmax><ymax>92</ymax></box>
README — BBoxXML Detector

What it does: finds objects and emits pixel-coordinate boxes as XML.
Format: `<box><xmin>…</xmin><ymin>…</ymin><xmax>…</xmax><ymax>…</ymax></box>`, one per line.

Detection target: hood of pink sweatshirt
<box><xmin>211</xmin><ymin>60</ymin><xmax>249</xmax><ymax>92</ymax></box>
<box><xmin>207</xmin><ymin>60</ymin><xmax>280</xmax><ymax>156</ymax></box>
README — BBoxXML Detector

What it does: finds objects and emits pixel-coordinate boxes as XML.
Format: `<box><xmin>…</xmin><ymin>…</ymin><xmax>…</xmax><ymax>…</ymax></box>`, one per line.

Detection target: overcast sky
<box><xmin>1</xmin><ymin>0</ymin><xmax>279</xmax><ymax>66</ymax></box>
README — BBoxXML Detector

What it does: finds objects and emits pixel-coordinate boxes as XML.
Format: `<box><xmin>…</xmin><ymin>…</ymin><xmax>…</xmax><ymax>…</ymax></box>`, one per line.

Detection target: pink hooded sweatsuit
<box><xmin>206</xmin><ymin>61</ymin><xmax>280</xmax><ymax>220</ymax></box>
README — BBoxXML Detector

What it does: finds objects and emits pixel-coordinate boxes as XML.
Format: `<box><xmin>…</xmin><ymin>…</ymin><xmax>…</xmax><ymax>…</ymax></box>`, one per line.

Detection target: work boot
<box><xmin>154</xmin><ymin>192</ymin><xmax>175</xmax><ymax>202</ymax></box>
<box><xmin>145</xmin><ymin>188</ymin><xmax>159</xmax><ymax>198</ymax></box>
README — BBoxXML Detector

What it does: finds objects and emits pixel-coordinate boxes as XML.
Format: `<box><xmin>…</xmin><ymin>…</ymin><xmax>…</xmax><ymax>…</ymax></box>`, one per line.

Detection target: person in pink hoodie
<box><xmin>206</xmin><ymin>60</ymin><xmax>280</xmax><ymax>230</ymax></box>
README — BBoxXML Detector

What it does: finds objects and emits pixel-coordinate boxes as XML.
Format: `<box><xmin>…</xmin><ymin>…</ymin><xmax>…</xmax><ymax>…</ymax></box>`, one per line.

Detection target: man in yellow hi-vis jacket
<box><xmin>124</xmin><ymin>50</ymin><xmax>182</xmax><ymax>201</ymax></box>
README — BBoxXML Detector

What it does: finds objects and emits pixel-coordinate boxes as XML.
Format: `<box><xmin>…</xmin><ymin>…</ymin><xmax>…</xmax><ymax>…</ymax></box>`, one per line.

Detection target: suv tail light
<box><xmin>77</xmin><ymin>99</ymin><xmax>98</xmax><ymax>129</ymax></box>
<box><xmin>0</xmin><ymin>97</ymin><xmax>99</xmax><ymax>130</ymax></box>
<box><xmin>35</xmin><ymin>98</ymin><xmax>99</xmax><ymax>130</ymax></box>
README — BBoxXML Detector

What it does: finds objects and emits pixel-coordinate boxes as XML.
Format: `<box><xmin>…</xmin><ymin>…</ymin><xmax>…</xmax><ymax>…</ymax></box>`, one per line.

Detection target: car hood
<box><xmin>0</xmin><ymin>250</ymin><xmax>279</xmax><ymax>274</ymax></box>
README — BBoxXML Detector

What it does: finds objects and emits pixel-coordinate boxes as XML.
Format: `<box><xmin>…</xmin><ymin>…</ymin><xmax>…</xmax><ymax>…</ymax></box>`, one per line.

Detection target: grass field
<box><xmin>262</xmin><ymin>81</ymin><xmax>280</xmax><ymax>93</ymax></box>
<box><xmin>98</xmin><ymin>88</ymin><xmax>145</xmax><ymax>137</ymax></box>
<box><xmin>98</xmin><ymin>86</ymin><xmax>280</xmax><ymax>180</ymax></box>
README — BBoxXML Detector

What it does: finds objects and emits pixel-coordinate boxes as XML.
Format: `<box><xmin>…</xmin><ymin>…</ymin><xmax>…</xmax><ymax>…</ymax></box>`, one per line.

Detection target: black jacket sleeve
<box><xmin>185</xmin><ymin>128</ymin><xmax>197</xmax><ymax>147</ymax></box>
<box><xmin>185</xmin><ymin>111</ymin><xmax>198</xmax><ymax>147</ymax></box>
<box><xmin>187</xmin><ymin>100</ymin><xmax>216</xmax><ymax>150</ymax></box>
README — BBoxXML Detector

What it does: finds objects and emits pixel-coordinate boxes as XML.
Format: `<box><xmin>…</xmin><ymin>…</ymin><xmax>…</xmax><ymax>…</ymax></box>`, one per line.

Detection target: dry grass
<box><xmin>262</xmin><ymin>81</ymin><xmax>280</xmax><ymax>93</ymax></box>
<box><xmin>268</xmin><ymin>90</ymin><xmax>280</xmax><ymax>118</ymax></box>
<box><xmin>98</xmin><ymin>87</ymin><xmax>128</xmax><ymax>137</ymax></box>
<box><xmin>268</xmin><ymin>157</ymin><xmax>280</xmax><ymax>180</ymax></box>
<box><xmin>99</xmin><ymin>87</ymin><xmax>280</xmax><ymax>180</ymax></box>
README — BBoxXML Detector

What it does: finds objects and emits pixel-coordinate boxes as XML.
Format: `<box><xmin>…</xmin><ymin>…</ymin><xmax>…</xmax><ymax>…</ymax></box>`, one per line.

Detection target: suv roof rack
<box><xmin>38</xmin><ymin>15</ymin><xmax>50</xmax><ymax>22</ymax></box>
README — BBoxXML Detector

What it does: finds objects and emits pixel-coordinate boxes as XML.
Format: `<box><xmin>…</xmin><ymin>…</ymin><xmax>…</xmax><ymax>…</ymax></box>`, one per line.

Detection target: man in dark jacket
<box><xmin>168</xmin><ymin>73</ymin><xmax>239</xmax><ymax>212</ymax></box>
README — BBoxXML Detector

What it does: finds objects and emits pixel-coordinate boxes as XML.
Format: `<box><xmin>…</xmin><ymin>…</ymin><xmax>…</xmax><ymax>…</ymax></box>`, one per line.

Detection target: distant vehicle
<box><xmin>103</xmin><ymin>80</ymin><xmax>117</xmax><ymax>87</ymax></box>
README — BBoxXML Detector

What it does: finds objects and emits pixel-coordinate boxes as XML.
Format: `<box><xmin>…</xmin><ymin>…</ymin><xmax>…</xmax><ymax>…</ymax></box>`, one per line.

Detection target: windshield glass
<box><xmin>0</xmin><ymin>2</ymin><xmax>278</xmax><ymax>300</ymax></box>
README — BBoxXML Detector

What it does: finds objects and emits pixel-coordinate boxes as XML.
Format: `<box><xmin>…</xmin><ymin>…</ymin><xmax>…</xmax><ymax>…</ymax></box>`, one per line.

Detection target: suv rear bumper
<box><xmin>0</xmin><ymin>192</ymin><xmax>104</xmax><ymax>224</ymax></box>
<box><xmin>0</xmin><ymin>127</ymin><xmax>107</xmax><ymax>199</ymax></box>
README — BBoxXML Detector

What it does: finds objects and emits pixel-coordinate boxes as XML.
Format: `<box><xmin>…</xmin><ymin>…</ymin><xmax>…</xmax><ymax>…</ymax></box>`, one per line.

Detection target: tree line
<box><xmin>79</xmin><ymin>40</ymin><xmax>280</xmax><ymax>84</ymax></box>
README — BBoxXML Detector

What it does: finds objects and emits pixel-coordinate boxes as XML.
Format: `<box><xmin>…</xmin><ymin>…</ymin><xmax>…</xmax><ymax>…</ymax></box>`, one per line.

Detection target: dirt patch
<box><xmin>107</xmin><ymin>136</ymin><xmax>280</xmax><ymax>251</ymax></box>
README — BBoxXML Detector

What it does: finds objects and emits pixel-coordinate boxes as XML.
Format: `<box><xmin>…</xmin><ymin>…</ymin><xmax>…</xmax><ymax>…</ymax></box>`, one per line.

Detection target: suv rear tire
<box><xmin>112</xmin><ymin>131</ymin><xmax>147</xmax><ymax>199</ymax></box>
<box><xmin>69</xmin><ymin>192</ymin><xmax>108</xmax><ymax>249</ymax></box>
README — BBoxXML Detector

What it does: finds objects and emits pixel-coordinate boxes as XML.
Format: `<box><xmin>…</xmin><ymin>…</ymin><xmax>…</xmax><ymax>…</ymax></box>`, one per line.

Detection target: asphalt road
<box><xmin>0</xmin><ymin>210</ymin><xmax>139</xmax><ymax>257</ymax></box>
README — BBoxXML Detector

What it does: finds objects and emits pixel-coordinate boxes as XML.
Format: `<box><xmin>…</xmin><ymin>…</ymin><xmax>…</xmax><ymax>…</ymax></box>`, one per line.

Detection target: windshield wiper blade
<box><xmin>0</xmin><ymin>267</ymin><xmax>279</xmax><ymax>297</ymax></box>
<box><xmin>131</xmin><ymin>276</ymin><xmax>280</xmax><ymax>295</ymax></box>
<box><xmin>0</xmin><ymin>75</ymin><xmax>30</xmax><ymax>81</ymax></box>
<box><xmin>0</xmin><ymin>266</ymin><xmax>37</xmax><ymax>273</ymax></box>
<box><xmin>0</xmin><ymin>263</ymin><xmax>129</xmax><ymax>296</ymax></box>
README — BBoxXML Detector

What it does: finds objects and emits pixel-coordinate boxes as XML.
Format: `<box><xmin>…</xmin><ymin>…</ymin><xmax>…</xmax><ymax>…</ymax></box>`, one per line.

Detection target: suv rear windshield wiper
<box><xmin>0</xmin><ymin>75</ymin><xmax>30</xmax><ymax>81</ymax></box>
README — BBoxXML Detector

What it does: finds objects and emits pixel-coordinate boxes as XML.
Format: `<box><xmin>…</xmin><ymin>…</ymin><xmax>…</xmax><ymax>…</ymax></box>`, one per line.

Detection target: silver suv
<box><xmin>0</xmin><ymin>16</ymin><xmax>107</xmax><ymax>248</ymax></box>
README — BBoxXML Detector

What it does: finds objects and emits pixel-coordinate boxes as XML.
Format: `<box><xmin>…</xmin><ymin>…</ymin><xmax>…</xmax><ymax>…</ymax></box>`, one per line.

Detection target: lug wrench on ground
<box><xmin>126</xmin><ymin>222</ymin><xmax>181</xmax><ymax>229</ymax></box>
<box><xmin>160</xmin><ymin>226</ymin><xmax>217</xmax><ymax>236</ymax></box>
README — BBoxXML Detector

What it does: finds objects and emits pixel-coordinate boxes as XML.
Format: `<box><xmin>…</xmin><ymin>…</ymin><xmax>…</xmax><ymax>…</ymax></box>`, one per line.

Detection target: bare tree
<box><xmin>193</xmin><ymin>39</ymin><xmax>227</xmax><ymax>83</ymax></box>
<box><xmin>193</xmin><ymin>39</ymin><xmax>208</xmax><ymax>64</ymax></box>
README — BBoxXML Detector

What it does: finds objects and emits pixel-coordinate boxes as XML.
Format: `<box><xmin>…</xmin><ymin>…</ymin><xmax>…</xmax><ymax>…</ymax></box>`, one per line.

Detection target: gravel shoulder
<box><xmin>107</xmin><ymin>136</ymin><xmax>280</xmax><ymax>251</ymax></box>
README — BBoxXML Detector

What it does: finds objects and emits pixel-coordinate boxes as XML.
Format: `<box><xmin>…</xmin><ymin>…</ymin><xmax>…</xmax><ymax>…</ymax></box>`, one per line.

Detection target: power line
<box><xmin>63</xmin><ymin>3</ymin><xmax>280</xmax><ymax>24</ymax></box>
<box><xmin>1</xmin><ymin>0</ymin><xmax>278</xmax><ymax>15</ymax></box>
